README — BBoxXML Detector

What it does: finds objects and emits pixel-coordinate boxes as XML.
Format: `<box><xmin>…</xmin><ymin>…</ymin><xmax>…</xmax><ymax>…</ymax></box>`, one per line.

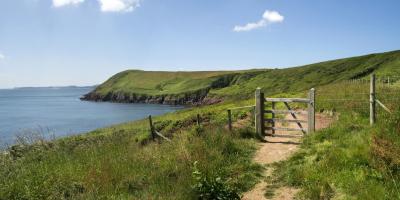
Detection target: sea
<box><xmin>0</xmin><ymin>87</ymin><xmax>183</xmax><ymax>146</ymax></box>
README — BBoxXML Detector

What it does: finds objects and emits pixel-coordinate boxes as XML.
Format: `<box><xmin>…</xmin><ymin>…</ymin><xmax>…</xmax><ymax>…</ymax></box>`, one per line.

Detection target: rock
<box><xmin>80</xmin><ymin>87</ymin><xmax>218</xmax><ymax>106</ymax></box>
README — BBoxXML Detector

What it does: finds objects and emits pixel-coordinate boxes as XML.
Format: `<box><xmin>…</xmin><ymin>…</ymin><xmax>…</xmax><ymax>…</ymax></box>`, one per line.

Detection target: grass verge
<box><xmin>271</xmin><ymin>111</ymin><xmax>400</xmax><ymax>199</ymax></box>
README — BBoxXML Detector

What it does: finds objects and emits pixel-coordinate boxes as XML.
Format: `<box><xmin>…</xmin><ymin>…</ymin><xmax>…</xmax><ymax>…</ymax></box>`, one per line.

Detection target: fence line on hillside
<box><xmin>148</xmin><ymin>113</ymin><xmax>203</xmax><ymax>142</ymax></box>
<box><xmin>226</xmin><ymin>73</ymin><xmax>398</xmax><ymax>135</ymax></box>
<box><xmin>317</xmin><ymin>74</ymin><xmax>398</xmax><ymax>124</ymax></box>
<box><xmin>147</xmin><ymin>73</ymin><xmax>399</xmax><ymax>142</ymax></box>
<box><xmin>148</xmin><ymin>115</ymin><xmax>171</xmax><ymax>142</ymax></box>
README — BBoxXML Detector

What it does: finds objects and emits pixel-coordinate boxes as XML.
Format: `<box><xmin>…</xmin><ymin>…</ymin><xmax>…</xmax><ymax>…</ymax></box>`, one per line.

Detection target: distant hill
<box><xmin>82</xmin><ymin>50</ymin><xmax>400</xmax><ymax>105</ymax></box>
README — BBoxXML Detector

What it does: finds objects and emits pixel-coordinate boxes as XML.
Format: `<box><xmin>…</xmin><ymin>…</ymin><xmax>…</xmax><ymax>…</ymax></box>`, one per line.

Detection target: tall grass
<box><xmin>0</xmin><ymin>125</ymin><xmax>262</xmax><ymax>199</ymax></box>
<box><xmin>371</xmin><ymin>109</ymin><xmax>400</xmax><ymax>199</ymax></box>
<box><xmin>270</xmin><ymin>82</ymin><xmax>400</xmax><ymax>199</ymax></box>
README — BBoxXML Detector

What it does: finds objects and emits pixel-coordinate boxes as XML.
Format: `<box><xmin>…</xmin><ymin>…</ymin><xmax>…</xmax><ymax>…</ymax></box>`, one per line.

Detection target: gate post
<box><xmin>255</xmin><ymin>88</ymin><xmax>265</xmax><ymax>137</ymax></box>
<box><xmin>307</xmin><ymin>88</ymin><xmax>315</xmax><ymax>133</ymax></box>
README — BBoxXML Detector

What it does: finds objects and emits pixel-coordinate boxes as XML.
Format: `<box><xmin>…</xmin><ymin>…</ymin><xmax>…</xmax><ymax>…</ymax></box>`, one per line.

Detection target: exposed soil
<box><xmin>242</xmin><ymin>111</ymin><xmax>335</xmax><ymax>200</ymax></box>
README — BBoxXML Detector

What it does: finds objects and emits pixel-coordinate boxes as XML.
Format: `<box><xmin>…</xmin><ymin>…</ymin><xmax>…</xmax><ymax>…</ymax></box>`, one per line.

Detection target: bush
<box><xmin>192</xmin><ymin>161</ymin><xmax>240</xmax><ymax>200</ymax></box>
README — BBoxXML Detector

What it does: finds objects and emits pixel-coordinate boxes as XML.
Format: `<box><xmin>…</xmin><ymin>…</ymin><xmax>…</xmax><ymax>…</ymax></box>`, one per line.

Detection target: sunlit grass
<box><xmin>270</xmin><ymin>82</ymin><xmax>400</xmax><ymax>199</ymax></box>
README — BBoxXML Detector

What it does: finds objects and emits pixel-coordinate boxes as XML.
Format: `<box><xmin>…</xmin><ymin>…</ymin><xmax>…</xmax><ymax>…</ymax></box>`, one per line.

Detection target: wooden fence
<box><xmin>255</xmin><ymin>88</ymin><xmax>315</xmax><ymax>137</ymax></box>
<box><xmin>226</xmin><ymin>105</ymin><xmax>255</xmax><ymax>131</ymax></box>
<box><xmin>148</xmin><ymin>114</ymin><xmax>202</xmax><ymax>142</ymax></box>
<box><xmin>147</xmin><ymin>73</ymin><xmax>390</xmax><ymax>143</ymax></box>
<box><xmin>148</xmin><ymin>115</ymin><xmax>171</xmax><ymax>142</ymax></box>
<box><xmin>369</xmin><ymin>74</ymin><xmax>392</xmax><ymax>125</ymax></box>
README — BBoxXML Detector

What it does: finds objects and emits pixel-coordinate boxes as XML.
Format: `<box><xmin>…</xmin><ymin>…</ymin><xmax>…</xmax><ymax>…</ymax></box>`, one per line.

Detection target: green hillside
<box><xmin>83</xmin><ymin>50</ymin><xmax>400</xmax><ymax>104</ymax></box>
<box><xmin>1</xmin><ymin>50</ymin><xmax>400</xmax><ymax>199</ymax></box>
<box><xmin>211</xmin><ymin>50</ymin><xmax>400</xmax><ymax>99</ymax></box>
<box><xmin>92</xmin><ymin>70</ymin><xmax>234</xmax><ymax>96</ymax></box>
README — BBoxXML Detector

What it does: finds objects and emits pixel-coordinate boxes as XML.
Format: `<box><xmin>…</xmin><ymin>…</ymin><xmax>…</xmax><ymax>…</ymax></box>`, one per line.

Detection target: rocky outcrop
<box><xmin>80</xmin><ymin>87</ymin><xmax>213</xmax><ymax>105</ymax></box>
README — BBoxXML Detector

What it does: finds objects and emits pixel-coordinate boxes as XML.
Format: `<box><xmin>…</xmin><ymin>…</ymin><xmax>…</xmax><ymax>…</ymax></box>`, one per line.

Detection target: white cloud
<box><xmin>234</xmin><ymin>10</ymin><xmax>284</xmax><ymax>32</ymax></box>
<box><xmin>263</xmin><ymin>10</ymin><xmax>284</xmax><ymax>23</ymax></box>
<box><xmin>0</xmin><ymin>53</ymin><xmax>4</xmax><ymax>60</ymax></box>
<box><xmin>53</xmin><ymin>0</ymin><xmax>85</xmax><ymax>7</ymax></box>
<box><xmin>98</xmin><ymin>0</ymin><xmax>140</xmax><ymax>12</ymax></box>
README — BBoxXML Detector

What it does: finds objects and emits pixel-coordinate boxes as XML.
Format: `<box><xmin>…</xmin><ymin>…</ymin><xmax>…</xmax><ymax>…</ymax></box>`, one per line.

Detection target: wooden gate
<box><xmin>255</xmin><ymin>88</ymin><xmax>315</xmax><ymax>137</ymax></box>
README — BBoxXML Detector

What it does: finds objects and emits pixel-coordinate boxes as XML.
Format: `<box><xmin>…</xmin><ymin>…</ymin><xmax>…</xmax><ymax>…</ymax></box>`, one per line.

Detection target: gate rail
<box><xmin>255</xmin><ymin>88</ymin><xmax>315</xmax><ymax>138</ymax></box>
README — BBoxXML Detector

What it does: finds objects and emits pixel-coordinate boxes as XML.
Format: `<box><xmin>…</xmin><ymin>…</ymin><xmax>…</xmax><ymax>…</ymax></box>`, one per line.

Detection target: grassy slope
<box><xmin>1</xmin><ymin>50</ymin><xmax>400</xmax><ymax>199</ymax></box>
<box><xmin>0</xmin><ymin>99</ymin><xmax>261</xmax><ymax>199</ymax></box>
<box><xmin>0</xmin><ymin>130</ymin><xmax>261</xmax><ymax>199</ymax></box>
<box><xmin>91</xmin><ymin>70</ymin><xmax>236</xmax><ymax>96</ymax></box>
<box><xmin>270</xmin><ymin>82</ymin><xmax>400</xmax><ymax>200</ymax></box>
<box><xmin>210</xmin><ymin>50</ymin><xmax>400</xmax><ymax>99</ymax></box>
<box><xmin>87</xmin><ymin>50</ymin><xmax>400</xmax><ymax>102</ymax></box>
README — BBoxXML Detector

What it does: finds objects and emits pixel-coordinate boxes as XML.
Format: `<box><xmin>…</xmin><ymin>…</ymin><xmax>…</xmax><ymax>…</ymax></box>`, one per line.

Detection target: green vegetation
<box><xmin>1</xmin><ymin>50</ymin><xmax>400</xmax><ymax>199</ymax></box>
<box><xmin>0</xmin><ymin>114</ymin><xmax>262</xmax><ymax>199</ymax></box>
<box><xmin>210</xmin><ymin>50</ymin><xmax>400</xmax><ymax>99</ymax></box>
<box><xmin>85</xmin><ymin>50</ymin><xmax>400</xmax><ymax>103</ymax></box>
<box><xmin>270</xmin><ymin>111</ymin><xmax>400</xmax><ymax>199</ymax></box>
<box><xmin>192</xmin><ymin>161</ymin><xmax>241</xmax><ymax>200</ymax></box>
<box><xmin>269</xmin><ymin>81</ymin><xmax>400</xmax><ymax>199</ymax></box>
<box><xmin>0</xmin><ymin>97</ymin><xmax>262</xmax><ymax>199</ymax></box>
<box><xmin>91</xmin><ymin>70</ymin><xmax>236</xmax><ymax>96</ymax></box>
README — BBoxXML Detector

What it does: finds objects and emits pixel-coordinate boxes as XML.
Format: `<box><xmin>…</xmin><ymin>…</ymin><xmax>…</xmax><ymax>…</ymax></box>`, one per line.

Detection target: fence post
<box><xmin>370</xmin><ymin>74</ymin><xmax>376</xmax><ymax>125</ymax></box>
<box><xmin>196</xmin><ymin>114</ymin><xmax>201</xmax><ymax>126</ymax></box>
<box><xmin>227</xmin><ymin>110</ymin><xmax>232</xmax><ymax>131</ymax></box>
<box><xmin>307</xmin><ymin>88</ymin><xmax>315</xmax><ymax>133</ymax></box>
<box><xmin>255</xmin><ymin>88</ymin><xmax>265</xmax><ymax>137</ymax></box>
<box><xmin>149</xmin><ymin>115</ymin><xmax>156</xmax><ymax>140</ymax></box>
<box><xmin>148</xmin><ymin>115</ymin><xmax>156</xmax><ymax>140</ymax></box>
<box><xmin>271</xmin><ymin>102</ymin><xmax>276</xmax><ymax>135</ymax></box>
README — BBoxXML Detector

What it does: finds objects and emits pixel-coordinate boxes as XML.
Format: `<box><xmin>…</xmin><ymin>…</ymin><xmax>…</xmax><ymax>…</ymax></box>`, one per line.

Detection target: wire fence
<box><xmin>223</xmin><ymin>74</ymin><xmax>399</xmax><ymax>134</ymax></box>
<box><xmin>316</xmin><ymin>75</ymin><xmax>400</xmax><ymax>116</ymax></box>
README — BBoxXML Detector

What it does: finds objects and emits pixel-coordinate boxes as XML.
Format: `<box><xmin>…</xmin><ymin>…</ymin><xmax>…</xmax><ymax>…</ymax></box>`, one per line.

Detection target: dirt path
<box><xmin>242</xmin><ymin>112</ymin><xmax>334</xmax><ymax>200</ymax></box>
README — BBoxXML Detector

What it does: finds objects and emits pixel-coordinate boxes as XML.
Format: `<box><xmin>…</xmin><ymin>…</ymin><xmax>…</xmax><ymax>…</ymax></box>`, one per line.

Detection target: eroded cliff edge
<box><xmin>81</xmin><ymin>71</ymin><xmax>259</xmax><ymax>105</ymax></box>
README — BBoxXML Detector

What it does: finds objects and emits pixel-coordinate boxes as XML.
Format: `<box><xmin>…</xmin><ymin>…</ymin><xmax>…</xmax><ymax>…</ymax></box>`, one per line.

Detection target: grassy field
<box><xmin>1</xmin><ymin>50</ymin><xmax>400</xmax><ymax>199</ymax></box>
<box><xmin>86</xmin><ymin>50</ymin><xmax>400</xmax><ymax>103</ymax></box>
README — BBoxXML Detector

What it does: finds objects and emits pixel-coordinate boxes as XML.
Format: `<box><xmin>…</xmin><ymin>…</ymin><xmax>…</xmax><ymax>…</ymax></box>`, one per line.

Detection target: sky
<box><xmin>0</xmin><ymin>0</ymin><xmax>400</xmax><ymax>88</ymax></box>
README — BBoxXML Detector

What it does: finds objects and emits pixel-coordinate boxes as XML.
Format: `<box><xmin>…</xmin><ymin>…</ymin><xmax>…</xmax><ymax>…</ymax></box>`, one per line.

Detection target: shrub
<box><xmin>192</xmin><ymin>161</ymin><xmax>240</xmax><ymax>200</ymax></box>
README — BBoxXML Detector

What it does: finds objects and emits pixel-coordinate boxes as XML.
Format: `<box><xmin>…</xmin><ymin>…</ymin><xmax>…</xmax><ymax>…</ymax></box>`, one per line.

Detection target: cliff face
<box><xmin>81</xmin><ymin>72</ymin><xmax>257</xmax><ymax>105</ymax></box>
<box><xmin>81</xmin><ymin>87</ymin><xmax>216</xmax><ymax>105</ymax></box>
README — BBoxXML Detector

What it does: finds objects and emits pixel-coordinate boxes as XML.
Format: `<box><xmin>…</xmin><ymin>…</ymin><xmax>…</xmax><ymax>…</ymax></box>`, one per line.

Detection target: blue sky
<box><xmin>0</xmin><ymin>0</ymin><xmax>399</xmax><ymax>88</ymax></box>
